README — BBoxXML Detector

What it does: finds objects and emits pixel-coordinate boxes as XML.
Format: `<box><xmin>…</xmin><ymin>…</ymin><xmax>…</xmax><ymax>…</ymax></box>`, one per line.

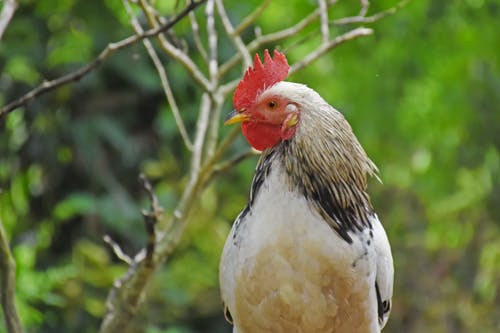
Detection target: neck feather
<box><xmin>275</xmin><ymin>104</ymin><xmax>378</xmax><ymax>243</ymax></box>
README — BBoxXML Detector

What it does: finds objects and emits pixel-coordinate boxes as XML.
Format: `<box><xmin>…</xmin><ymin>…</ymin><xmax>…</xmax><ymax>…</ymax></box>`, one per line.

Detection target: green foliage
<box><xmin>47</xmin><ymin>26</ymin><xmax>93</xmax><ymax>67</ymax></box>
<box><xmin>1</xmin><ymin>0</ymin><xmax>499</xmax><ymax>332</ymax></box>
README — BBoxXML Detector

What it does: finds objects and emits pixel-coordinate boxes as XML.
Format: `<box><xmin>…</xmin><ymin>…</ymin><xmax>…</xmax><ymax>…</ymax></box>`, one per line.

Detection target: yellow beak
<box><xmin>224</xmin><ymin>109</ymin><xmax>250</xmax><ymax>125</ymax></box>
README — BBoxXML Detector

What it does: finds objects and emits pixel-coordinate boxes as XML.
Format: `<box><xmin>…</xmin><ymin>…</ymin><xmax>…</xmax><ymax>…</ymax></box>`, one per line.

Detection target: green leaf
<box><xmin>4</xmin><ymin>56</ymin><xmax>40</xmax><ymax>84</ymax></box>
<box><xmin>53</xmin><ymin>193</ymin><xmax>97</xmax><ymax>220</ymax></box>
<box><xmin>46</xmin><ymin>27</ymin><xmax>93</xmax><ymax>67</ymax></box>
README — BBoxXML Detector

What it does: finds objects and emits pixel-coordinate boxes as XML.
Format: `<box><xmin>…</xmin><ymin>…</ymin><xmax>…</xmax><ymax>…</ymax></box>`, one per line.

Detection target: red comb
<box><xmin>233</xmin><ymin>49</ymin><xmax>289</xmax><ymax>111</ymax></box>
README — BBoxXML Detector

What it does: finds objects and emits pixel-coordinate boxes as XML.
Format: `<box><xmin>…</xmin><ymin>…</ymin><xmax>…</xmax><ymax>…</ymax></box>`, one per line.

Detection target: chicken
<box><xmin>219</xmin><ymin>50</ymin><xmax>393</xmax><ymax>333</ymax></box>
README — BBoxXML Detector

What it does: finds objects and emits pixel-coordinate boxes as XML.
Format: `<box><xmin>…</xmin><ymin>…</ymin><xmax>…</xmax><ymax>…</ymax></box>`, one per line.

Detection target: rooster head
<box><xmin>225</xmin><ymin>50</ymin><xmax>299</xmax><ymax>151</ymax></box>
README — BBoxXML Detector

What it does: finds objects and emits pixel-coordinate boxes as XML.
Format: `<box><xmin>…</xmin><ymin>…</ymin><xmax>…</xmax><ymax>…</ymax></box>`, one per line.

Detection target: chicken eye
<box><xmin>267</xmin><ymin>100</ymin><xmax>277</xmax><ymax>110</ymax></box>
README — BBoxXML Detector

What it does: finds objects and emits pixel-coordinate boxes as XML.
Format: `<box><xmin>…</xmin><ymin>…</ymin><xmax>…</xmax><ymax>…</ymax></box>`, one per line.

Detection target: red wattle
<box><xmin>241</xmin><ymin>122</ymin><xmax>282</xmax><ymax>151</ymax></box>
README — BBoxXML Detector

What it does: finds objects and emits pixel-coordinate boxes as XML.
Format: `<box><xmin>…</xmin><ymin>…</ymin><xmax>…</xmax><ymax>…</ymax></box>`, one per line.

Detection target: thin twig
<box><xmin>101</xmin><ymin>7</ymin><xmax>236</xmax><ymax>327</ymax></box>
<box><xmin>0</xmin><ymin>0</ymin><xmax>206</xmax><ymax>118</ymax></box>
<box><xmin>139</xmin><ymin>174</ymin><xmax>163</xmax><ymax>220</ymax></box>
<box><xmin>204</xmin><ymin>126</ymin><xmax>241</xmax><ymax>169</ymax></box>
<box><xmin>123</xmin><ymin>0</ymin><xmax>193</xmax><ymax>150</ymax></box>
<box><xmin>205</xmin><ymin>99</ymin><xmax>222</xmax><ymax>159</ymax></box>
<box><xmin>138</xmin><ymin>0</ymin><xmax>212</xmax><ymax>92</ymax></box>
<box><xmin>191</xmin><ymin>93</ymin><xmax>212</xmax><ymax>176</ymax></box>
<box><xmin>217</xmin><ymin>78</ymin><xmax>240</xmax><ymax>99</ymax></box>
<box><xmin>204</xmin><ymin>0</ymin><xmax>223</xmax><ymax>158</ymax></box>
<box><xmin>189</xmin><ymin>11</ymin><xmax>208</xmax><ymax>62</ymax></box>
<box><xmin>211</xmin><ymin>149</ymin><xmax>258</xmax><ymax>178</ymax></box>
<box><xmin>333</xmin><ymin>0</ymin><xmax>410</xmax><ymax>25</ymax></box>
<box><xmin>0</xmin><ymin>0</ymin><xmax>17</xmax><ymax>40</ymax></box>
<box><xmin>318</xmin><ymin>0</ymin><xmax>329</xmax><ymax>44</ymax></box>
<box><xmin>99</xmin><ymin>174</ymin><xmax>164</xmax><ymax>333</ymax></box>
<box><xmin>156</xmin><ymin>128</ymin><xmax>242</xmax><ymax>262</ymax></box>
<box><xmin>215</xmin><ymin>0</ymin><xmax>252</xmax><ymax>69</ymax></box>
<box><xmin>218</xmin><ymin>0</ymin><xmax>338</xmax><ymax>79</ymax></box>
<box><xmin>139</xmin><ymin>174</ymin><xmax>162</xmax><ymax>266</ymax></box>
<box><xmin>359</xmin><ymin>0</ymin><xmax>370</xmax><ymax>17</ymax></box>
<box><xmin>206</xmin><ymin>0</ymin><xmax>218</xmax><ymax>83</ymax></box>
<box><xmin>103</xmin><ymin>235</ymin><xmax>132</xmax><ymax>265</ymax></box>
<box><xmin>218</xmin><ymin>26</ymin><xmax>372</xmax><ymax>98</ymax></box>
<box><xmin>232</xmin><ymin>0</ymin><xmax>271</xmax><ymax>37</ymax></box>
<box><xmin>290</xmin><ymin>27</ymin><xmax>373</xmax><ymax>74</ymax></box>
<box><xmin>0</xmin><ymin>218</ymin><xmax>24</xmax><ymax>333</ymax></box>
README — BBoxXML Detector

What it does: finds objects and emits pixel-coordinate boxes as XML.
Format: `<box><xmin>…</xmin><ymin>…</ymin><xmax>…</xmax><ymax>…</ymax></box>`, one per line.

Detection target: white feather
<box><xmin>220</xmin><ymin>164</ymin><xmax>392</xmax><ymax>333</ymax></box>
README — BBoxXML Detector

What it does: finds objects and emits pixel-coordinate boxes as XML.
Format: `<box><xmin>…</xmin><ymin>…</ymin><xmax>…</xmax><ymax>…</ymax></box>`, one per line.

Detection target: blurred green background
<box><xmin>1</xmin><ymin>0</ymin><xmax>499</xmax><ymax>332</ymax></box>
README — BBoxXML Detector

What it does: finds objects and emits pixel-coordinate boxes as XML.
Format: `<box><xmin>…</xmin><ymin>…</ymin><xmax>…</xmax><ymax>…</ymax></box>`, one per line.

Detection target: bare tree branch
<box><xmin>139</xmin><ymin>174</ymin><xmax>162</xmax><ymax>266</ymax></box>
<box><xmin>207</xmin><ymin>126</ymin><xmax>241</xmax><ymax>167</ymax></box>
<box><xmin>218</xmin><ymin>0</ymin><xmax>338</xmax><ymax>79</ymax></box>
<box><xmin>205</xmin><ymin>99</ymin><xmax>223</xmax><ymax>158</ymax></box>
<box><xmin>204</xmin><ymin>0</ymin><xmax>224</xmax><ymax>158</ymax></box>
<box><xmin>103</xmin><ymin>235</ymin><xmax>132</xmax><ymax>265</ymax></box>
<box><xmin>333</xmin><ymin>0</ymin><xmax>410</xmax><ymax>25</ymax></box>
<box><xmin>137</xmin><ymin>0</ymin><xmax>212</xmax><ymax>92</ymax></box>
<box><xmin>99</xmin><ymin>252</ymin><xmax>152</xmax><ymax>333</ymax></box>
<box><xmin>290</xmin><ymin>27</ymin><xmax>373</xmax><ymax>74</ymax></box>
<box><xmin>318</xmin><ymin>0</ymin><xmax>330</xmax><ymax>44</ymax></box>
<box><xmin>189</xmin><ymin>11</ymin><xmax>208</xmax><ymax>62</ymax></box>
<box><xmin>0</xmin><ymin>0</ymin><xmax>206</xmax><ymax>119</ymax></box>
<box><xmin>154</xmin><ymin>129</ymin><xmax>243</xmax><ymax>265</ymax></box>
<box><xmin>100</xmin><ymin>174</ymin><xmax>164</xmax><ymax>333</ymax></box>
<box><xmin>123</xmin><ymin>0</ymin><xmax>193</xmax><ymax>150</ymax></box>
<box><xmin>218</xmin><ymin>28</ymin><xmax>374</xmax><ymax>97</ymax></box>
<box><xmin>206</xmin><ymin>0</ymin><xmax>218</xmax><ymax>84</ymax></box>
<box><xmin>211</xmin><ymin>149</ymin><xmax>259</xmax><ymax>179</ymax></box>
<box><xmin>99</xmin><ymin>120</ymin><xmax>226</xmax><ymax>332</ymax></box>
<box><xmin>359</xmin><ymin>0</ymin><xmax>370</xmax><ymax>17</ymax></box>
<box><xmin>218</xmin><ymin>27</ymin><xmax>373</xmax><ymax>99</ymax></box>
<box><xmin>191</xmin><ymin>93</ymin><xmax>213</xmax><ymax>176</ymax></box>
<box><xmin>0</xmin><ymin>0</ymin><xmax>17</xmax><ymax>40</ymax></box>
<box><xmin>215</xmin><ymin>0</ymin><xmax>252</xmax><ymax>69</ymax></box>
<box><xmin>232</xmin><ymin>0</ymin><xmax>271</xmax><ymax>37</ymax></box>
<box><xmin>0</xmin><ymin>217</ymin><xmax>24</xmax><ymax>333</ymax></box>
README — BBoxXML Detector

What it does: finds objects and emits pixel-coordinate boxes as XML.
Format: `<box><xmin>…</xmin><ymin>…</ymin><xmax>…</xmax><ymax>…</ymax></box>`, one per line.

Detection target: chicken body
<box><xmin>220</xmin><ymin>82</ymin><xmax>393</xmax><ymax>333</ymax></box>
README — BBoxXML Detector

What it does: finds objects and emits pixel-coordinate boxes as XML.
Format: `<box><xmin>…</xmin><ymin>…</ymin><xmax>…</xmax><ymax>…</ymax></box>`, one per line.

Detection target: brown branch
<box><xmin>99</xmin><ymin>253</ymin><xmax>153</xmax><ymax>333</ymax></box>
<box><xmin>139</xmin><ymin>174</ymin><xmax>162</xmax><ymax>266</ymax></box>
<box><xmin>0</xmin><ymin>218</ymin><xmax>24</xmax><ymax>333</ymax></box>
<box><xmin>153</xmin><ymin>128</ymin><xmax>242</xmax><ymax>265</ymax></box>
<box><xmin>0</xmin><ymin>0</ymin><xmax>206</xmax><ymax>119</ymax></box>
<box><xmin>98</xmin><ymin>95</ymin><xmax>233</xmax><ymax>333</ymax></box>
<box><xmin>123</xmin><ymin>0</ymin><xmax>193</xmax><ymax>150</ymax></box>
<box><xmin>99</xmin><ymin>174</ymin><xmax>164</xmax><ymax>332</ymax></box>
<box><xmin>0</xmin><ymin>0</ymin><xmax>17</xmax><ymax>40</ymax></box>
